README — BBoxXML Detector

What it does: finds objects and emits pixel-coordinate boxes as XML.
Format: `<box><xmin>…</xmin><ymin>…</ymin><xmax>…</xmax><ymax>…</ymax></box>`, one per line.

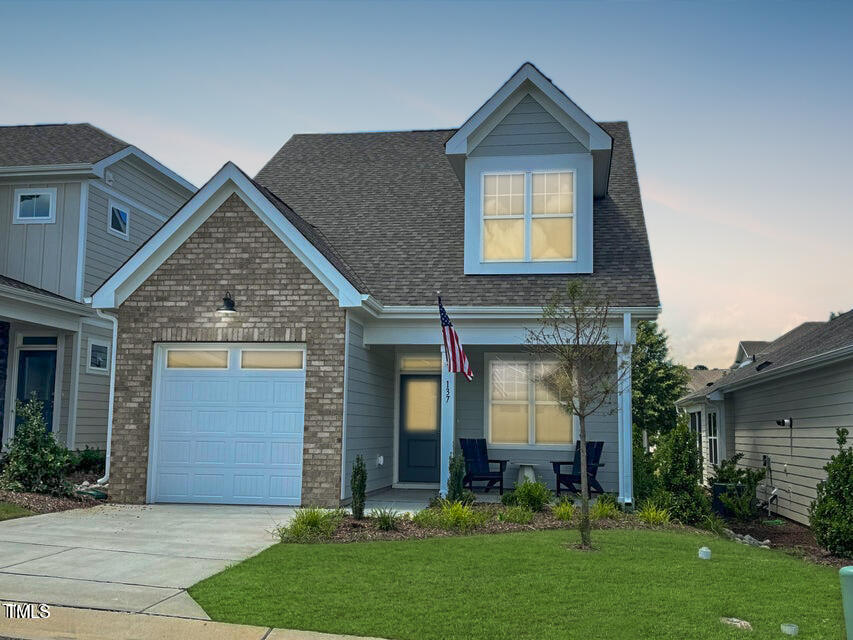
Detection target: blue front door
<box><xmin>398</xmin><ymin>374</ymin><xmax>441</xmax><ymax>483</ymax></box>
<box><xmin>16</xmin><ymin>349</ymin><xmax>57</xmax><ymax>432</ymax></box>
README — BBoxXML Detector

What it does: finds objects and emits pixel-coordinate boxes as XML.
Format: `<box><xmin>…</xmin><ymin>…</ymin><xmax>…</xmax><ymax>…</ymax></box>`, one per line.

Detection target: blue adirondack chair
<box><xmin>551</xmin><ymin>441</ymin><xmax>605</xmax><ymax>496</ymax></box>
<box><xmin>459</xmin><ymin>438</ymin><xmax>508</xmax><ymax>494</ymax></box>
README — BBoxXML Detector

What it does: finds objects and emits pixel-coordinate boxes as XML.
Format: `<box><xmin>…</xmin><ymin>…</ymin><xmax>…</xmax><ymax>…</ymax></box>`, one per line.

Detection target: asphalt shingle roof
<box><xmin>0</xmin><ymin>274</ymin><xmax>80</xmax><ymax>304</ymax></box>
<box><xmin>738</xmin><ymin>341</ymin><xmax>770</xmax><ymax>357</ymax></box>
<box><xmin>0</xmin><ymin>124</ymin><xmax>129</xmax><ymax>167</ymax></box>
<box><xmin>254</xmin><ymin>122</ymin><xmax>659</xmax><ymax>307</ymax></box>
<box><xmin>685</xmin><ymin>368</ymin><xmax>728</xmax><ymax>394</ymax></box>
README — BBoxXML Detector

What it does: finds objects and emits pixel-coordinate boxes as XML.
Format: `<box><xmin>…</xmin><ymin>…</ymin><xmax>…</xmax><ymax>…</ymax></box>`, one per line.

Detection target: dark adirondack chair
<box><xmin>551</xmin><ymin>441</ymin><xmax>605</xmax><ymax>496</ymax></box>
<box><xmin>459</xmin><ymin>438</ymin><xmax>508</xmax><ymax>495</ymax></box>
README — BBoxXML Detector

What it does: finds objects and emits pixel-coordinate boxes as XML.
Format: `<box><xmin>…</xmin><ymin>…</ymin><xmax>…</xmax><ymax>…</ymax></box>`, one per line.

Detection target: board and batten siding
<box><xmin>73</xmin><ymin>322</ymin><xmax>111</xmax><ymax>449</ymax></box>
<box><xmin>0</xmin><ymin>180</ymin><xmax>81</xmax><ymax>299</ymax></box>
<box><xmin>469</xmin><ymin>93</ymin><xmax>587</xmax><ymax>157</ymax></box>
<box><xmin>342</xmin><ymin>320</ymin><xmax>395</xmax><ymax>498</ymax></box>
<box><xmin>729</xmin><ymin>358</ymin><xmax>853</xmax><ymax>525</ymax></box>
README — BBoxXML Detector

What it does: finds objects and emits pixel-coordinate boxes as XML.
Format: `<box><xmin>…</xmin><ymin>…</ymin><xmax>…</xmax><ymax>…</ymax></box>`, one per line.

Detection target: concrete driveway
<box><xmin>0</xmin><ymin>504</ymin><xmax>294</xmax><ymax>618</ymax></box>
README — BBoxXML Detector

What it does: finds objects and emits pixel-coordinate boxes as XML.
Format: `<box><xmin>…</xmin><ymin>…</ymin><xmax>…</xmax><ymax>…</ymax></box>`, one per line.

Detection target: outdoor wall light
<box><xmin>216</xmin><ymin>291</ymin><xmax>236</xmax><ymax>314</ymax></box>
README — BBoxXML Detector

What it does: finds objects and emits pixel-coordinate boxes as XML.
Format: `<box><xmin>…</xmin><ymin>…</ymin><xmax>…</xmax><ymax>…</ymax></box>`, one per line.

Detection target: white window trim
<box><xmin>107</xmin><ymin>199</ymin><xmax>130</xmax><ymax>240</ymax></box>
<box><xmin>13</xmin><ymin>187</ymin><xmax>57</xmax><ymax>224</ymax></box>
<box><xmin>484</xmin><ymin>353</ymin><xmax>575</xmax><ymax>449</ymax></box>
<box><xmin>707</xmin><ymin>411</ymin><xmax>719</xmax><ymax>465</ymax></box>
<box><xmin>86</xmin><ymin>338</ymin><xmax>111</xmax><ymax>375</ymax></box>
<box><xmin>480</xmin><ymin>170</ymin><xmax>576</xmax><ymax>264</ymax></box>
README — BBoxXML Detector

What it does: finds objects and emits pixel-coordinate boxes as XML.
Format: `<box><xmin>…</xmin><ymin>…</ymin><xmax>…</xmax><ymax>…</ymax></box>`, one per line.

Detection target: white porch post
<box><xmin>617</xmin><ymin>312</ymin><xmax>634</xmax><ymax>505</ymax></box>
<box><xmin>439</xmin><ymin>344</ymin><xmax>455</xmax><ymax>497</ymax></box>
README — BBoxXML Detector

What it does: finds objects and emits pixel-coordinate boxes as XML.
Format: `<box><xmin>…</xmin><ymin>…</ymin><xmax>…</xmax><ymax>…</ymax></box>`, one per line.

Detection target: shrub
<box><xmin>275</xmin><ymin>507</ymin><xmax>344</xmax><ymax>543</ymax></box>
<box><xmin>632</xmin><ymin>441</ymin><xmax>659</xmax><ymax>504</ymax></box>
<box><xmin>500</xmin><ymin>491</ymin><xmax>518</xmax><ymax>507</ymax></box>
<box><xmin>351</xmin><ymin>455</ymin><xmax>367</xmax><ymax>520</ymax></box>
<box><xmin>412</xmin><ymin>499</ymin><xmax>488</xmax><ymax>532</ymax></box>
<box><xmin>429</xmin><ymin>490</ymin><xmax>475</xmax><ymax>508</ymax></box>
<box><xmin>701</xmin><ymin>513</ymin><xmax>729</xmax><ymax>537</ymax></box>
<box><xmin>0</xmin><ymin>396</ymin><xmax>72</xmax><ymax>496</ymax></box>
<box><xmin>708</xmin><ymin>452</ymin><xmax>748</xmax><ymax>485</ymax></box>
<box><xmin>513</xmin><ymin>479</ymin><xmax>552</xmax><ymax>512</ymax></box>
<box><xmin>67</xmin><ymin>447</ymin><xmax>106</xmax><ymax>475</ymax></box>
<box><xmin>653</xmin><ymin>419</ymin><xmax>710</xmax><ymax>525</ymax></box>
<box><xmin>499</xmin><ymin>505</ymin><xmax>534</xmax><ymax>524</ymax></box>
<box><xmin>591</xmin><ymin>497</ymin><xmax>620</xmax><ymax>520</ymax></box>
<box><xmin>370</xmin><ymin>507</ymin><xmax>402</xmax><ymax>531</ymax></box>
<box><xmin>711</xmin><ymin>453</ymin><xmax>766</xmax><ymax>521</ymax></box>
<box><xmin>551</xmin><ymin>498</ymin><xmax>575</xmax><ymax>522</ymax></box>
<box><xmin>447</xmin><ymin>453</ymin><xmax>466</xmax><ymax>503</ymax></box>
<box><xmin>809</xmin><ymin>428</ymin><xmax>853</xmax><ymax>556</ymax></box>
<box><xmin>636</xmin><ymin>500</ymin><xmax>671</xmax><ymax>526</ymax></box>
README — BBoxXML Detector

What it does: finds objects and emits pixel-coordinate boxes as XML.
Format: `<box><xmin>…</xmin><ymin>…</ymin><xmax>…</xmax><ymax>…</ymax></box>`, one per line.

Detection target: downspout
<box><xmin>95</xmin><ymin>309</ymin><xmax>117</xmax><ymax>485</ymax></box>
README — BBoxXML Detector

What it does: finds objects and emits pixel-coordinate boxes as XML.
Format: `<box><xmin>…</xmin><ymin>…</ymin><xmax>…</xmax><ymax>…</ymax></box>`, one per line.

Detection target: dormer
<box><xmin>446</xmin><ymin>63</ymin><xmax>612</xmax><ymax>275</ymax></box>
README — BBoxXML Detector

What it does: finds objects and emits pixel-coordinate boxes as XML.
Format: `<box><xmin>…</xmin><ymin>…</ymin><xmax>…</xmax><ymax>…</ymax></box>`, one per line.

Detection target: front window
<box><xmin>482</xmin><ymin>171</ymin><xmax>574</xmax><ymax>262</ymax></box>
<box><xmin>14</xmin><ymin>188</ymin><xmax>56</xmax><ymax>224</ymax></box>
<box><xmin>689</xmin><ymin>411</ymin><xmax>702</xmax><ymax>451</ymax></box>
<box><xmin>488</xmin><ymin>358</ymin><xmax>572</xmax><ymax>445</ymax></box>
<box><xmin>707</xmin><ymin>412</ymin><xmax>719</xmax><ymax>465</ymax></box>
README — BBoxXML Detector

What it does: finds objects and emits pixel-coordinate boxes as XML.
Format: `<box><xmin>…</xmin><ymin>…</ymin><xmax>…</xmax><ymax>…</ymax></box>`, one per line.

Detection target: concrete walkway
<box><xmin>0</xmin><ymin>604</ymin><xmax>388</xmax><ymax>639</ymax></box>
<box><xmin>0</xmin><ymin>504</ymin><xmax>295</xmax><ymax>618</ymax></box>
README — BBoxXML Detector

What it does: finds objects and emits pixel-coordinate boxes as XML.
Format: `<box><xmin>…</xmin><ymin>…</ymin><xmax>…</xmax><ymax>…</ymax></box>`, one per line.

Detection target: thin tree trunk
<box><xmin>578</xmin><ymin>411</ymin><xmax>591</xmax><ymax>548</ymax></box>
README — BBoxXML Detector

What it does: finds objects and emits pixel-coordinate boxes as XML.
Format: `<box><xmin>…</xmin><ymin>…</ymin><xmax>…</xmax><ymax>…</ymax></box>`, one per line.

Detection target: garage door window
<box><xmin>240</xmin><ymin>349</ymin><xmax>303</xmax><ymax>370</ymax></box>
<box><xmin>166</xmin><ymin>349</ymin><xmax>229</xmax><ymax>369</ymax></box>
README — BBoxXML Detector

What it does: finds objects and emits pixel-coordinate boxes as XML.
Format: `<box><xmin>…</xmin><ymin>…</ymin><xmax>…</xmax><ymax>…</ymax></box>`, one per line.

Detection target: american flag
<box><xmin>438</xmin><ymin>297</ymin><xmax>473</xmax><ymax>381</ymax></box>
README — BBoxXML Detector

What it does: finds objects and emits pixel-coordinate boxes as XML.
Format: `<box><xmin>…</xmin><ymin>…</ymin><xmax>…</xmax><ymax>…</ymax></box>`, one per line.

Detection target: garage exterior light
<box><xmin>216</xmin><ymin>291</ymin><xmax>236</xmax><ymax>314</ymax></box>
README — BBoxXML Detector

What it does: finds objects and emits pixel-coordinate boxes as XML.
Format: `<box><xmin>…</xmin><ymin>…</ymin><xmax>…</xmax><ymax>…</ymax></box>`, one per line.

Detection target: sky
<box><xmin>1</xmin><ymin>0</ymin><xmax>851</xmax><ymax>369</ymax></box>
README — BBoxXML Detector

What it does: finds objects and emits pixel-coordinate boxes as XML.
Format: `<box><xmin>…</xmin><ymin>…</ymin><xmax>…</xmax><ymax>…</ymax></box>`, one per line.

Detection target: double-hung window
<box><xmin>482</xmin><ymin>171</ymin><xmax>574</xmax><ymax>262</ymax></box>
<box><xmin>13</xmin><ymin>188</ymin><xmax>56</xmax><ymax>224</ymax></box>
<box><xmin>488</xmin><ymin>358</ymin><xmax>572</xmax><ymax>446</ymax></box>
<box><xmin>707</xmin><ymin>411</ymin><xmax>719</xmax><ymax>465</ymax></box>
<box><xmin>689</xmin><ymin>411</ymin><xmax>702</xmax><ymax>451</ymax></box>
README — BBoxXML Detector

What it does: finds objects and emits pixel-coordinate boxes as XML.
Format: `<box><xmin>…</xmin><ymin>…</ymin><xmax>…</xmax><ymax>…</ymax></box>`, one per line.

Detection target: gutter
<box><xmin>93</xmin><ymin>307</ymin><xmax>118</xmax><ymax>485</ymax></box>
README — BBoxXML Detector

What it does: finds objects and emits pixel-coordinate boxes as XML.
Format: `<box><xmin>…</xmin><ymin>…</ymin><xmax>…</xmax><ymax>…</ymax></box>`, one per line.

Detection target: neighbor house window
<box><xmin>13</xmin><ymin>188</ymin><xmax>56</xmax><ymax>224</ymax></box>
<box><xmin>689</xmin><ymin>411</ymin><xmax>702</xmax><ymax>451</ymax></box>
<box><xmin>488</xmin><ymin>358</ymin><xmax>572</xmax><ymax>446</ymax></box>
<box><xmin>707</xmin><ymin>411</ymin><xmax>719</xmax><ymax>465</ymax></box>
<box><xmin>482</xmin><ymin>171</ymin><xmax>574</xmax><ymax>262</ymax></box>
<box><xmin>87</xmin><ymin>340</ymin><xmax>110</xmax><ymax>375</ymax></box>
<box><xmin>108</xmin><ymin>200</ymin><xmax>130</xmax><ymax>238</ymax></box>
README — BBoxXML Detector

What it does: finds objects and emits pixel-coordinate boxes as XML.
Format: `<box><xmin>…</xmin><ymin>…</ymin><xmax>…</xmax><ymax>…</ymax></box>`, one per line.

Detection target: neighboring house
<box><xmin>732</xmin><ymin>340</ymin><xmax>770</xmax><ymax>368</ymax></box>
<box><xmin>92</xmin><ymin>63</ymin><xmax>660</xmax><ymax>507</ymax></box>
<box><xmin>685</xmin><ymin>367</ymin><xmax>727</xmax><ymax>394</ymax></box>
<box><xmin>0</xmin><ymin>124</ymin><xmax>194</xmax><ymax>451</ymax></box>
<box><xmin>677</xmin><ymin>313</ymin><xmax>851</xmax><ymax>525</ymax></box>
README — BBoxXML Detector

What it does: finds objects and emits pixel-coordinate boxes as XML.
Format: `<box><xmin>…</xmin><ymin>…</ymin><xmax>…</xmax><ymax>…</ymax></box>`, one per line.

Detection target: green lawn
<box><xmin>189</xmin><ymin>529</ymin><xmax>844</xmax><ymax>640</ymax></box>
<box><xmin>0</xmin><ymin>502</ymin><xmax>33</xmax><ymax>522</ymax></box>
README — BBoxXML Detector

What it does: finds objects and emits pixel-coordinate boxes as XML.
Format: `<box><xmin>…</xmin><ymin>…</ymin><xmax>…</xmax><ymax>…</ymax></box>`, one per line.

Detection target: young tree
<box><xmin>527</xmin><ymin>279</ymin><xmax>629</xmax><ymax>548</ymax></box>
<box><xmin>631</xmin><ymin>321</ymin><xmax>688</xmax><ymax>449</ymax></box>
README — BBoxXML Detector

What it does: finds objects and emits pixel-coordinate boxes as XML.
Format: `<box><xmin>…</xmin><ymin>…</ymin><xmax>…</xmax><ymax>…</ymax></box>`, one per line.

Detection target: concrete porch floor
<box><xmin>362</xmin><ymin>487</ymin><xmax>504</xmax><ymax>512</ymax></box>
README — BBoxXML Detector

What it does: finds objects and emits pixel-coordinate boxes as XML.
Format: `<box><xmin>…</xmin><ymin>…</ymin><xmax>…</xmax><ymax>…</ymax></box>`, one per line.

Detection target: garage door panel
<box><xmin>153</xmin><ymin>344</ymin><xmax>306</xmax><ymax>505</ymax></box>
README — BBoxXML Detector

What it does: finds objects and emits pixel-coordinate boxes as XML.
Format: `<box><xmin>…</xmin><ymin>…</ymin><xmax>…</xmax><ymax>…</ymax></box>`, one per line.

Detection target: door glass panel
<box><xmin>166</xmin><ymin>350</ymin><xmax>228</xmax><ymax>369</ymax></box>
<box><xmin>16</xmin><ymin>350</ymin><xmax>56</xmax><ymax>432</ymax></box>
<box><xmin>400</xmin><ymin>356</ymin><xmax>442</xmax><ymax>371</ymax></box>
<box><xmin>403</xmin><ymin>378</ymin><xmax>439</xmax><ymax>432</ymax></box>
<box><xmin>22</xmin><ymin>336</ymin><xmax>58</xmax><ymax>346</ymax></box>
<box><xmin>241</xmin><ymin>350</ymin><xmax>303</xmax><ymax>369</ymax></box>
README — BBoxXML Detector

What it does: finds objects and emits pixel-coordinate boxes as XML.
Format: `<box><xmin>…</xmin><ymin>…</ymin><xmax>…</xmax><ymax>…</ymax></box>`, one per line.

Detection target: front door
<box><xmin>398</xmin><ymin>374</ymin><xmax>440</xmax><ymax>483</ymax></box>
<box><xmin>16</xmin><ymin>350</ymin><xmax>57</xmax><ymax>432</ymax></box>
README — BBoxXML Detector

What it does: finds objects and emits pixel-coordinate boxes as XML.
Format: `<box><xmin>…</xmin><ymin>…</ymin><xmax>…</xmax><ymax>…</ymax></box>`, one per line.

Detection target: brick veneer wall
<box><xmin>110</xmin><ymin>193</ymin><xmax>346</xmax><ymax>506</ymax></box>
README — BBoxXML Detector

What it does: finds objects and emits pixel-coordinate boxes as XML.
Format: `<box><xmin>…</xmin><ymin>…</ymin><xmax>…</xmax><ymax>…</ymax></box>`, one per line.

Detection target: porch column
<box><xmin>617</xmin><ymin>313</ymin><xmax>634</xmax><ymax>505</ymax></box>
<box><xmin>439</xmin><ymin>344</ymin><xmax>455</xmax><ymax>497</ymax></box>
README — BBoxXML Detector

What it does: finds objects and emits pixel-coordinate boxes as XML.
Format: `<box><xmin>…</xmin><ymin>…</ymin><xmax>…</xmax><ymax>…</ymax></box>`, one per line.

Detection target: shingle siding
<box><xmin>110</xmin><ymin>193</ymin><xmax>346</xmax><ymax>506</ymax></box>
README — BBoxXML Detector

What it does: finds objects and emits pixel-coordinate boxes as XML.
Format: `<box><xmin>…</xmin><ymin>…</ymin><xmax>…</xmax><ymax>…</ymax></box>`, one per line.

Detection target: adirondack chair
<box><xmin>458</xmin><ymin>438</ymin><xmax>508</xmax><ymax>495</ymax></box>
<box><xmin>551</xmin><ymin>441</ymin><xmax>605</xmax><ymax>496</ymax></box>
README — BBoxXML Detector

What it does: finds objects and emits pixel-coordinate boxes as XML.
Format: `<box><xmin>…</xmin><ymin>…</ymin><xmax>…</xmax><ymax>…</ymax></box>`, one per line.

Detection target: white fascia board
<box><xmin>360</xmin><ymin>299</ymin><xmax>659</xmax><ymax>321</ymax></box>
<box><xmin>445</xmin><ymin>63</ymin><xmax>612</xmax><ymax>155</ymax></box>
<box><xmin>92</xmin><ymin>146</ymin><xmax>196</xmax><ymax>192</ymax></box>
<box><xmin>0</xmin><ymin>164</ymin><xmax>96</xmax><ymax>178</ymax></box>
<box><xmin>92</xmin><ymin>163</ymin><xmax>364</xmax><ymax>309</ymax></box>
<box><xmin>0</xmin><ymin>292</ymin><xmax>91</xmax><ymax>331</ymax></box>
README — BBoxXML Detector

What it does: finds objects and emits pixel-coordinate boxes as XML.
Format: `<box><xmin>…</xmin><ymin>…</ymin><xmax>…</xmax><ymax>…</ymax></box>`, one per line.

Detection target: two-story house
<box><xmin>92</xmin><ymin>63</ymin><xmax>660</xmax><ymax>507</ymax></box>
<box><xmin>0</xmin><ymin>124</ymin><xmax>194</xmax><ymax>452</ymax></box>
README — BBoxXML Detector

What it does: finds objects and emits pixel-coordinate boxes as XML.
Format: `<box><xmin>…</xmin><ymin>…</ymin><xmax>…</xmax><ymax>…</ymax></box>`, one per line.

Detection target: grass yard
<box><xmin>0</xmin><ymin>502</ymin><xmax>33</xmax><ymax>522</ymax></box>
<box><xmin>189</xmin><ymin>529</ymin><xmax>844</xmax><ymax>640</ymax></box>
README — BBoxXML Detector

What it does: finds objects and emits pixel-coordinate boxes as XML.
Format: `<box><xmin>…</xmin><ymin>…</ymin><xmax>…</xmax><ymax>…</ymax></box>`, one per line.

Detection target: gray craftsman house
<box><xmin>92</xmin><ymin>63</ymin><xmax>660</xmax><ymax>507</ymax></box>
<box><xmin>0</xmin><ymin>124</ymin><xmax>193</xmax><ymax>451</ymax></box>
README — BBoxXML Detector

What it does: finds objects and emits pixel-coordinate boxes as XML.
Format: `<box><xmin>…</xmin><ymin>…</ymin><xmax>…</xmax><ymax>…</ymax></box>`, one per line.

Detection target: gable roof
<box><xmin>254</xmin><ymin>121</ymin><xmax>659</xmax><ymax>308</ymax></box>
<box><xmin>680</xmin><ymin>315</ymin><xmax>851</xmax><ymax>402</ymax></box>
<box><xmin>0</xmin><ymin>123</ymin><xmax>128</xmax><ymax>167</ymax></box>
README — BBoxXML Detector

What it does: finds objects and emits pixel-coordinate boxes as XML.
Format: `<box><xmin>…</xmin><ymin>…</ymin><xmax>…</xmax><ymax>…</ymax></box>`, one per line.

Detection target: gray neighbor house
<box><xmin>678</xmin><ymin>312</ymin><xmax>853</xmax><ymax>525</ymax></box>
<box><xmin>0</xmin><ymin>124</ymin><xmax>193</xmax><ymax>452</ymax></box>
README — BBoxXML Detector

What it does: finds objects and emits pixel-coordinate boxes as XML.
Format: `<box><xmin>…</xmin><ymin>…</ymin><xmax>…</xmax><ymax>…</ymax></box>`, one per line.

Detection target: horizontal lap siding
<box><xmin>106</xmin><ymin>156</ymin><xmax>188</xmax><ymax>216</ymax></box>
<box><xmin>74</xmin><ymin>323</ymin><xmax>111</xmax><ymax>449</ymax></box>
<box><xmin>730</xmin><ymin>358</ymin><xmax>853</xmax><ymax>525</ymax></box>
<box><xmin>343</xmin><ymin>320</ymin><xmax>394</xmax><ymax>498</ymax></box>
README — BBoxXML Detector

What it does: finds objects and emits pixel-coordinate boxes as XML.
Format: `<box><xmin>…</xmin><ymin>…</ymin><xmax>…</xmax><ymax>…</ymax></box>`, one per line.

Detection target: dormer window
<box><xmin>482</xmin><ymin>171</ymin><xmax>574</xmax><ymax>262</ymax></box>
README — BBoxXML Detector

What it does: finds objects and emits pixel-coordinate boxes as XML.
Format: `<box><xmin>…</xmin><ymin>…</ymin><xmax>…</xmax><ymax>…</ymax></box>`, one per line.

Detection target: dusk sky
<box><xmin>2</xmin><ymin>1</ymin><xmax>851</xmax><ymax>369</ymax></box>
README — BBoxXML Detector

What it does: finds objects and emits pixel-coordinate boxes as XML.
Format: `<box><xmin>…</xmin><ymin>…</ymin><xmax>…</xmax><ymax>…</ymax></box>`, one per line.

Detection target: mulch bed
<box><xmin>0</xmin><ymin>489</ymin><xmax>97</xmax><ymax>515</ymax></box>
<box><xmin>728</xmin><ymin>517</ymin><xmax>852</xmax><ymax>568</ymax></box>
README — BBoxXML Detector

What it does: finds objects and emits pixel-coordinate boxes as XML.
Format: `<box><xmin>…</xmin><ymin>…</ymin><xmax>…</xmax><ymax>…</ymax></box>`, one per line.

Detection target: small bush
<box><xmin>447</xmin><ymin>453</ymin><xmax>466</xmax><ymax>503</ymax></box>
<box><xmin>513</xmin><ymin>479</ymin><xmax>552</xmax><ymax>512</ymax></box>
<box><xmin>412</xmin><ymin>499</ymin><xmax>488</xmax><ymax>532</ymax></box>
<box><xmin>701</xmin><ymin>513</ymin><xmax>729</xmax><ymax>537</ymax></box>
<box><xmin>591</xmin><ymin>497</ymin><xmax>620</xmax><ymax>520</ymax></box>
<box><xmin>0</xmin><ymin>396</ymin><xmax>72</xmax><ymax>496</ymax></box>
<box><xmin>636</xmin><ymin>500</ymin><xmax>671</xmax><ymax>526</ymax></box>
<box><xmin>551</xmin><ymin>498</ymin><xmax>575</xmax><ymax>522</ymax></box>
<box><xmin>275</xmin><ymin>507</ymin><xmax>345</xmax><ymax>543</ymax></box>
<box><xmin>809</xmin><ymin>428</ymin><xmax>853</xmax><ymax>556</ymax></box>
<box><xmin>711</xmin><ymin>452</ymin><xmax>766</xmax><ymax>521</ymax></box>
<box><xmin>501</xmin><ymin>491</ymin><xmax>518</xmax><ymax>506</ymax></box>
<box><xmin>67</xmin><ymin>447</ymin><xmax>106</xmax><ymax>475</ymax></box>
<box><xmin>370</xmin><ymin>507</ymin><xmax>402</xmax><ymax>531</ymax></box>
<box><xmin>632</xmin><ymin>442</ymin><xmax>658</xmax><ymax>504</ymax></box>
<box><xmin>499</xmin><ymin>505</ymin><xmax>534</xmax><ymax>524</ymax></box>
<box><xmin>351</xmin><ymin>455</ymin><xmax>367</xmax><ymax>520</ymax></box>
<box><xmin>653</xmin><ymin>418</ymin><xmax>710</xmax><ymax>525</ymax></box>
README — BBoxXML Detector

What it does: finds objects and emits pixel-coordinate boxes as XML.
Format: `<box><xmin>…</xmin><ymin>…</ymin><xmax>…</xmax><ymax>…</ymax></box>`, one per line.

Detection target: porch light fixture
<box><xmin>216</xmin><ymin>291</ymin><xmax>236</xmax><ymax>314</ymax></box>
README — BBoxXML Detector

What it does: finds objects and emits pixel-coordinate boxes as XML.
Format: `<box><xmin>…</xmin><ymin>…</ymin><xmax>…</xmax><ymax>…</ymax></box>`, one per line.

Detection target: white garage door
<box><xmin>150</xmin><ymin>344</ymin><xmax>305</xmax><ymax>505</ymax></box>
